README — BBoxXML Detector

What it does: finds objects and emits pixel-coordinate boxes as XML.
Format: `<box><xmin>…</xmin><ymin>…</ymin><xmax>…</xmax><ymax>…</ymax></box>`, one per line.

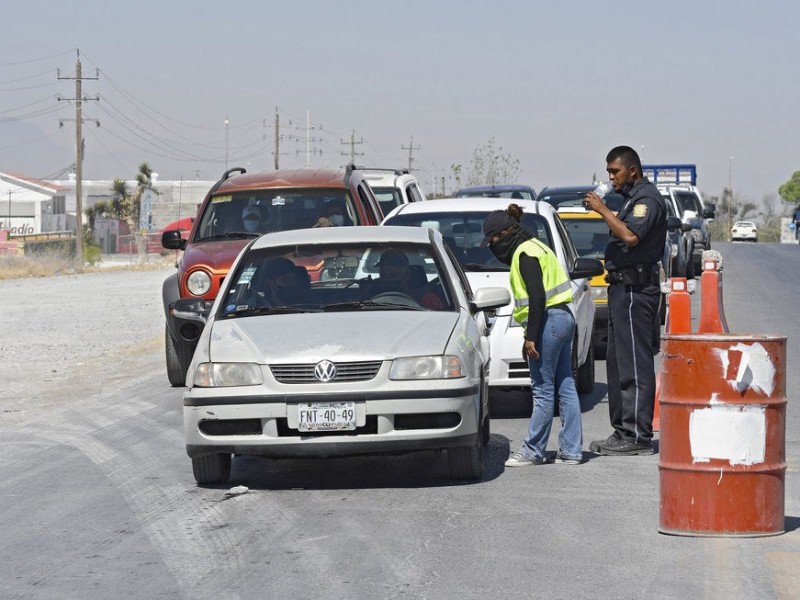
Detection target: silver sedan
<box><xmin>180</xmin><ymin>226</ymin><xmax>510</xmax><ymax>484</ymax></box>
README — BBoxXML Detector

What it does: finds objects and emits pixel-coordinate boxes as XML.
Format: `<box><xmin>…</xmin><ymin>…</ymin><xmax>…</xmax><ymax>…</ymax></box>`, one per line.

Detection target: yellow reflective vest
<box><xmin>509</xmin><ymin>238</ymin><xmax>572</xmax><ymax>330</ymax></box>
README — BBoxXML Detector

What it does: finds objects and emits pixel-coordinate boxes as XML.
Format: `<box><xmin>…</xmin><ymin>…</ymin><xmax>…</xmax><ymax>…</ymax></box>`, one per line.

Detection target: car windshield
<box><xmin>672</xmin><ymin>191</ymin><xmax>703</xmax><ymax>215</ymax></box>
<box><xmin>218</xmin><ymin>241</ymin><xmax>455</xmax><ymax>318</ymax></box>
<box><xmin>384</xmin><ymin>211</ymin><xmax>553</xmax><ymax>272</ymax></box>
<box><xmin>370</xmin><ymin>187</ymin><xmax>403</xmax><ymax>215</ymax></box>
<box><xmin>193</xmin><ymin>188</ymin><xmax>358</xmax><ymax>241</ymax></box>
<box><xmin>559</xmin><ymin>217</ymin><xmax>609</xmax><ymax>260</ymax></box>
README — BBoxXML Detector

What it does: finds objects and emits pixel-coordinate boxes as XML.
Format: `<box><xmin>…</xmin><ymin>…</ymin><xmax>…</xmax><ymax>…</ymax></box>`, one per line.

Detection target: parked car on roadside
<box><xmin>455</xmin><ymin>184</ymin><xmax>537</xmax><ymax>200</ymax></box>
<box><xmin>382</xmin><ymin>198</ymin><xmax>603</xmax><ymax>395</ymax></box>
<box><xmin>731</xmin><ymin>221</ymin><xmax>758</xmax><ymax>242</ymax></box>
<box><xmin>361</xmin><ymin>168</ymin><xmax>427</xmax><ymax>215</ymax></box>
<box><xmin>179</xmin><ymin>225</ymin><xmax>510</xmax><ymax>483</ymax></box>
<box><xmin>160</xmin><ymin>166</ymin><xmax>385</xmax><ymax>387</ymax></box>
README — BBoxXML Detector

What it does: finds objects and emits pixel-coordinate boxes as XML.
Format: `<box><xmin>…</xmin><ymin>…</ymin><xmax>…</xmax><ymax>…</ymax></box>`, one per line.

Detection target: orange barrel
<box><xmin>659</xmin><ymin>333</ymin><xmax>786</xmax><ymax>537</ymax></box>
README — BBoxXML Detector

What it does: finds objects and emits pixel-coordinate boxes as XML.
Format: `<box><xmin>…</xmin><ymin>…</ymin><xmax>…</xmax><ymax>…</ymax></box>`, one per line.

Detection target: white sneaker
<box><xmin>504</xmin><ymin>451</ymin><xmax>547</xmax><ymax>467</ymax></box>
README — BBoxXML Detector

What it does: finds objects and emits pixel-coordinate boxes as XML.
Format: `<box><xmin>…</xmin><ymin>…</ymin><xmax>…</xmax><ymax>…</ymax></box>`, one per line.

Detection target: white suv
<box><xmin>382</xmin><ymin>198</ymin><xmax>603</xmax><ymax>395</ymax></box>
<box><xmin>657</xmin><ymin>184</ymin><xmax>715</xmax><ymax>275</ymax></box>
<box><xmin>362</xmin><ymin>168</ymin><xmax>427</xmax><ymax>216</ymax></box>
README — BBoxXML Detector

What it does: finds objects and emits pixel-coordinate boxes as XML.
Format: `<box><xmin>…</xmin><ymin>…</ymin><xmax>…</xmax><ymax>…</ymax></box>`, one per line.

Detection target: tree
<box><xmin>450</xmin><ymin>137</ymin><xmax>521</xmax><ymax>189</ymax></box>
<box><xmin>778</xmin><ymin>170</ymin><xmax>800</xmax><ymax>203</ymax></box>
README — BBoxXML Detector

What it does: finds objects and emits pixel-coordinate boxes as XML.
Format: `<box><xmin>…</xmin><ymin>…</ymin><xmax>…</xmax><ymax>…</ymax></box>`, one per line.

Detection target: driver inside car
<box><xmin>365</xmin><ymin>249</ymin><xmax>443</xmax><ymax>310</ymax></box>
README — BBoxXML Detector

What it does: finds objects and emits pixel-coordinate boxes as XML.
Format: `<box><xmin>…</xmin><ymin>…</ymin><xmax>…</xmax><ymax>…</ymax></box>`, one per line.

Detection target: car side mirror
<box><xmin>470</xmin><ymin>286</ymin><xmax>511</xmax><ymax>312</ymax></box>
<box><xmin>162</xmin><ymin>229</ymin><xmax>186</xmax><ymax>250</ymax></box>
<box><xmin>667</xmin><ymin>216</ymin><xmax>683</xmax><ymax>231</ymax></box>
<box><xmin>702</xmin><ymin>206</ymin><xmax>716</xmax><ymax>219</ymax></box>
<box><xmin>681</xmin><ymin>222</ymin><xmax>693</xmax><ymax>232</ymax></box>
<box><xmin>570</xmin><ymin>257</ymin><xmax>604</xmax><ymax>280</ymax></box>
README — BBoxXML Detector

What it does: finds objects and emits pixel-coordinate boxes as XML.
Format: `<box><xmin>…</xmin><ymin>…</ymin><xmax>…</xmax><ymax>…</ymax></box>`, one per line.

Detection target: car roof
<box><xmin>384</xmin><ymin>197</ymin><xmax>551</xmax><ymax>217</ymax></box>
<box><xmin>537</xmin><ymin>185</ymin><xmax>595</xmax><ymax>197</ymax></box>
<box><xmin>216</xmin><ymin>168</ymin><xmax>352</xmax><ymax>193</ymax></box>
<box><xmin>455</xmin><ymin>184</ymin><xmax>535</xmax><ymax>195</ymax></box>
<box><xmin>249</xmin><ymin>224</ymin><xmax>435</xmax><ymax>250</ymax></box>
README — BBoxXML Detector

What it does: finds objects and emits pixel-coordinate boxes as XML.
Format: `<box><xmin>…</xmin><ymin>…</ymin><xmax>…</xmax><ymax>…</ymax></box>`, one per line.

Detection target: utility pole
<box><xmin>274</xmin><ymin>107</ymin><xmax>280</xmax><ymax>169</ymax></box>
<box><xmin>58</xmin><ymin>49</ymin><xmax>99</xmax><ymax>267</ymax></box>
<box><xmin>292</xmin><ymin>109</ymin><xmax>322</xmax><ymax>167</ymax></box>
<box><xmin>727</xmin><ymin>156</ymin><xmax>734</xmax><ymax>241</ymax></box>
<box><xmin>340</xmin><ymin>129</ymin><xmax>364</xmax><ymax>165</ymax></box>
<box><xmin>401</xmin><ymin>135</ymin><xmax>421</xmax><ymax>172</ymax></box>
<box><xmin>224</xmin><ymin>116</ymin><xmax>230</xmax><ymax>170</ymax></box>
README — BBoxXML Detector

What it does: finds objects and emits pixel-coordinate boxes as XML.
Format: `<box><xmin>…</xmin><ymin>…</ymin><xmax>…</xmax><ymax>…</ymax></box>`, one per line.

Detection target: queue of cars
<box><xmin>162</xmin><ymin>167</ymin><xmax>683</xmax><ymax>484</ymax></box>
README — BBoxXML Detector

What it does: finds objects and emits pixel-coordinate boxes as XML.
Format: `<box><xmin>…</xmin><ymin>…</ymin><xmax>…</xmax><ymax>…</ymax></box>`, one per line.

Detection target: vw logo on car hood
<box><xmin>314</xmin><ymin>360</ymin><xmax>338</xmax><ymax>382</ymax></box>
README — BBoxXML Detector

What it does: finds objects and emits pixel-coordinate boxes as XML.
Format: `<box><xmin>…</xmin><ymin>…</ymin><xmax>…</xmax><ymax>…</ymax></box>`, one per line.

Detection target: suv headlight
<box><xmin>187</xmin><ymin>270</ymin><xmax>212</xmax><ymax>296</ymax></box>
<box><xmin>194</xmin><ymin>362</ymin><xmax>263</xmax><ymax>387</ymax></box>
<box><xmin>591</xmin><ymin>286</ymin><xmax>607</xmax><ymax>301</ymax></box>
<box><xmin>689</xmin><ymin>228</ymin><xmax>704</xmax><ymax>242</ymax></box>
<box><xmin>389</xmin><ymin>355</ymin><xmax>464</xmax><ymax>380</ymax></box>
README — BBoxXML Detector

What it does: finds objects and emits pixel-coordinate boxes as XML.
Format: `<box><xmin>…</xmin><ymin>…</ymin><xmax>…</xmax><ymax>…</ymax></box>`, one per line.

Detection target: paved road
<box><xmin>1</xmin><ymin>242</ymin><xmax>798</xmax><ymax>599</ymax></box>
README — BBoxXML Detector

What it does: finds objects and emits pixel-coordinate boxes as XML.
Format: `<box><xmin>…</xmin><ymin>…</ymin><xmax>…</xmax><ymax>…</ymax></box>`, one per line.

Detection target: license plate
<box><xmin>298</xmin><ymin>401</ymin><xmax>356</xmax><ymax>432</ymax></box>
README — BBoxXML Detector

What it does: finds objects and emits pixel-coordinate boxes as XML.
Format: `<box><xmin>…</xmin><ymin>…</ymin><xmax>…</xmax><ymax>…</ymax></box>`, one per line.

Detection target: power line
<box><xmin>0</xmin><ymin>49</ymin><xmax>76</xmax><ymax>67</ymax></box>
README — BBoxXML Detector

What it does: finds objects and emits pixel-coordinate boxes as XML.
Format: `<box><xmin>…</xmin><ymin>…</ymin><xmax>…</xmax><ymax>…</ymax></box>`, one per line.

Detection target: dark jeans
<box><xmin>606</xmin><ymin>282</ymin><xmax>661</xmax><ymax>444</ymax></box>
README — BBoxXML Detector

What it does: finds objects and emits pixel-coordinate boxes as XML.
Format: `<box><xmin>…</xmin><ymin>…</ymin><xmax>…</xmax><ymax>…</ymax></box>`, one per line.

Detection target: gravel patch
<box><xmin>0</xmin><ymin>265</ymin><xmax>176</xmax><ymax>412</ymax></box>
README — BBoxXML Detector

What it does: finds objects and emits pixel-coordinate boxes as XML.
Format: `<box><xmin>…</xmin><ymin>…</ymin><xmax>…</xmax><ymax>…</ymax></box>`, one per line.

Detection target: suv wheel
<box><xmin>166</xmin><ymin>326</ymin><xmax>194</xmax><ymax>387</ymax></box>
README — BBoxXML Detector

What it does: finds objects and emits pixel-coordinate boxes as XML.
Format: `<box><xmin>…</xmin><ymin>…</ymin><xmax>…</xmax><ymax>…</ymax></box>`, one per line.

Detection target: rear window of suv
<box><xmin>193</xmin><ymin>188</ymin><xmax>359</xmax><ymax>241</ymax></box>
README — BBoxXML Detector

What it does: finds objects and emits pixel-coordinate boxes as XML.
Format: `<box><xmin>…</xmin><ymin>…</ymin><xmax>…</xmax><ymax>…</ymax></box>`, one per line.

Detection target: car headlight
<box><xmin>187</xmin><ymin>270</ymin><xmax>212</xmax><ymax>296</ymax></box>
<box><xmin>194</xmin><ymin>362</ymin><xmax>263</xmax><ymax>387</ymax></box>
<box><xmin>689</xmin><ymin>229</ymin><xmax>703</xmax><ymax>242</ymax></box>
<box><xmin>591</xmin><ymin>286</ymin><xmax>607</xmax><ymax>301</ymax></box>
<box><xmin>389</xmin><ymin>355</ymin><xmax>464</xmax><ymax>380</ymax></box>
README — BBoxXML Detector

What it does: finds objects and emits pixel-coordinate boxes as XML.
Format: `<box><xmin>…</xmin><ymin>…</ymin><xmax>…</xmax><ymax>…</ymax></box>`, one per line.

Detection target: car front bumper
<box><xmin>184</xmin><ymin>384</ymin><xmax>481</xmax><ymax>458</ymax></box>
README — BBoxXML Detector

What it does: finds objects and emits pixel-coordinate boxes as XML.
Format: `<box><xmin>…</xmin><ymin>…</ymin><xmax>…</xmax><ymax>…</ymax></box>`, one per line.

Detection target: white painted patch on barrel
<box><xmin>713</xmin><ymin>342</ymin><xmax>776</xmax><ymax>397</ymax></box>
<box><xmin>689</xmin><ymin>404</ymin><xmax>766</xmax><ymax>465</ymax></box>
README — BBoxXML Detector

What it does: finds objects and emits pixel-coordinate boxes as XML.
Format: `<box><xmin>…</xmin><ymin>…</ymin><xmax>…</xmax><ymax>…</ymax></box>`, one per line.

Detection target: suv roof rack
<box><xmin>356</xmin><ymin>166</ymin><xmax>409</xmax><ymax>176</ymax></box>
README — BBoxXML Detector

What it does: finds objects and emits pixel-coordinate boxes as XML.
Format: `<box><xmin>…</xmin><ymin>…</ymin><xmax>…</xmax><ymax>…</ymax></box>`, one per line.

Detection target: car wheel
<box><xmin>165</xmin><ymin>326</ymin><xmax>194</xmax><ymax>387</ymax></box>
<box><xmin>192</xmin><ymin>453</ymin><xmax>232</xmax><ymax>484</ymax></box>
<box><xmin>576</xmin><ymin>339</ymin><xmax>595</xmax><ymax>394</ymax></box>
<box><xmin>481</xmin><ymin>376</ymin><xmax>491</xmax><ymax>446</ymax></box>
<box><xmin>447</xmin><ymin>435</ymin><xmax>483</xmax><ymax>481</ymax></box>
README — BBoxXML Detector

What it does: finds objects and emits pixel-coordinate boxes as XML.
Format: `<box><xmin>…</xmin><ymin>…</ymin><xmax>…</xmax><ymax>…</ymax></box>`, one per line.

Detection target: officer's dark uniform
<box><xmin>603</xmin><ymin>178</ymin><xmax>667</xmax><ymax>446</ymax></box>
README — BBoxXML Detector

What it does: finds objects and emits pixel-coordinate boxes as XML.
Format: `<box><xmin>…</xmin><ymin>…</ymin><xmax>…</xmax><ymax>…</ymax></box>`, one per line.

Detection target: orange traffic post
<box><xmin>654</xmin><ymin>277</ymin><xmax>693</xmax><ymax>431</ymax></box>
<box><xmin>659</xmin><ymin>333</ymin><xmax>787</xmax><ymax>536</ymax></box>
<box><xmin>696</xmin><ymin>259</ymin><xmax>729</xmax><ymax>334</ymax></box>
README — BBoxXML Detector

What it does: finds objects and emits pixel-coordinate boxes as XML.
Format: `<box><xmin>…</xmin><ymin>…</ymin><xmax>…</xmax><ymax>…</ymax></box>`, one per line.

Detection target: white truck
<box><xmin>642</xmin><ymin>164</ymin><xmax>716</xmax><ymax>276</ymax></box>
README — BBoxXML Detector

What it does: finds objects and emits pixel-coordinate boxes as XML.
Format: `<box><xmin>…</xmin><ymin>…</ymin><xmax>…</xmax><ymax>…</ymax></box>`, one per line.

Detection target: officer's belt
<box><xmin>605</xmin><ymin>264</ymin><xmax>658</xmax><ymax>286</ymax></box>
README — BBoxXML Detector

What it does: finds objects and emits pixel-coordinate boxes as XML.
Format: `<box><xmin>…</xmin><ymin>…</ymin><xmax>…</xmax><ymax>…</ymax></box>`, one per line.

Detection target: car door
<box><xmin>552</xmin><ymin>213</ymin><xmax>594</xmax><ymax>366</ymax></box>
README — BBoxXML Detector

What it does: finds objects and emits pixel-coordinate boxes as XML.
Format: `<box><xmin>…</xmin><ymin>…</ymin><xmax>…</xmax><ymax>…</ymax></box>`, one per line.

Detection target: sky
<box><xmin>1</xmin><ymin>1</ymin><xmax>798</xmax><ymax>205</ymax></box>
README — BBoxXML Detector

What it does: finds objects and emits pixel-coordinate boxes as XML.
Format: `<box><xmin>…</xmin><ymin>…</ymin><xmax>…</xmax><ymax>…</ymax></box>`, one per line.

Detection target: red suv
<box><xmin>161</xmin><ymin>165</ymin><xmax>384</xmax><ymax>386</ymax></box>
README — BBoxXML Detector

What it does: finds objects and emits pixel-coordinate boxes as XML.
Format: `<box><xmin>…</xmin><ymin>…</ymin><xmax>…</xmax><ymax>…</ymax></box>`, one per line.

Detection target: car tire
<box><xmin>481</xmin><ymin>376</ymin><xmax>491</xmax><ymax>446</ymax></box>
<box><xmin>165</xmin><ymin>326</ymin><xmax>194</xmax><ymax>387</ymax></box>
<box><xmin>447</xmin><ymin>435</ymin><xmax>483</xmax><ymax>481</ymax></box>
<box><xmin>192</xmin><ymin>453</ymin><xmax>232</xmax><ymax>484</ymax></box>
<box><xmin>576</xmin><ymin>339</ymin><xmax>595</xmax><ymax>395</ymax></box>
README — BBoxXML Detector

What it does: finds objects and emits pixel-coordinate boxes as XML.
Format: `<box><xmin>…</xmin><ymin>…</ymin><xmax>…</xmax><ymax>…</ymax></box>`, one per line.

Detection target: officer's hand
<box><xmin>523</xmin><ymin>340</ymin><xmax>539</xmax><ymax>360</ymax></box>
<box><xmin>583</xmin><ymin>191</ymin><xmax>603</xmax><ymax>211</ymax></box>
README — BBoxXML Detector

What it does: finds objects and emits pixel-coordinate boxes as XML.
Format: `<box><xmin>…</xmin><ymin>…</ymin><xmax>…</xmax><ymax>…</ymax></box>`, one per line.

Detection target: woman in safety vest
<box><xmin>481</xmin><ymin>204</ymin><xmax>583</xmax><ymax>466</ymax></box>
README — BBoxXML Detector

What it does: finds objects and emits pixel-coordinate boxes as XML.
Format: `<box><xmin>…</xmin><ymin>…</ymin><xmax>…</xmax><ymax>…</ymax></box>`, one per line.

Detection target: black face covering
<box><xmin>489</xmin><ymin>228</ymin><xmax>527</xmax><ymax>265</ymax></box>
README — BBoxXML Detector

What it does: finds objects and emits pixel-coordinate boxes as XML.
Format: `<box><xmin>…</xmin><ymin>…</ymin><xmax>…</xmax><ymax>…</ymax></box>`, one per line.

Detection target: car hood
<box><xmin>207</xmin><ymin>311</ymin><xmax>459</xmax><ymax>363</ymax></box>
<box><xmin>182</xmin><ymin>238</ymin><xmax>250</xmax><ymax>274</ymax></box>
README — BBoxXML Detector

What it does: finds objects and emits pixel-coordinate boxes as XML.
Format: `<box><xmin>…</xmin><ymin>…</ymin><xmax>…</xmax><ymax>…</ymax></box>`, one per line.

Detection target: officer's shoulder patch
<box><xmin>633</xmin><ymin>203</ymin><xmax>648</xmax><ymax>217</ymax></box>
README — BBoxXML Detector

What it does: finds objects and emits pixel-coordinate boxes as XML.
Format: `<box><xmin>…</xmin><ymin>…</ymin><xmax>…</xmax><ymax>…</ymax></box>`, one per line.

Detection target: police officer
<box><xmin>583</xmin><ymin>146</ymin><xmax>667</xmax><ymax>456</ymax></box>
<box><xmin>482</xmin><ymin>204</ymin><xmax>584</xmax><ymax>466</ymax></box>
